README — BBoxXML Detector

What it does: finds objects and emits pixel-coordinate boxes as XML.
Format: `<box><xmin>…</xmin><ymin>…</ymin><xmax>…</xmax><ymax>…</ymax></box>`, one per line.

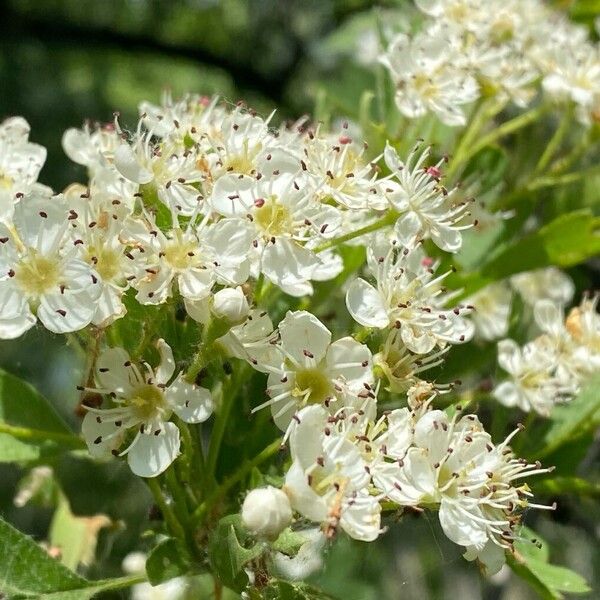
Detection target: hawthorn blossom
<box><xmin>250</xmin><ymin>310</ymin><xmax>375</xmax><ymax>431</ymax></box>
<box><xmin>0</xmin><ymin>192</ymin><xmax>101</xmax><ymax>337</ymax></box>
<box><xmin>510</xmin><ymin>267</ymin><xmax>574</xmax><ymax>307</ymax></box>
<box><xmin>210</xmin><ymin>171</ymin><xmax>342</xmax><ymax>295</ymax></box>
<box><xmin>283</xmin><ymin>405</ymin><xmax>382</xmax><ymax>541</ymax></box>
<box><xmin>386</xmin><ymin>408</ymin><xmax>553</xmax><ymax>555</ymax></box>
<box><xmin>467</xmin><ymin>282</ymin><xmax>512</xmax><ymax>341</ymax></box>
<box><xmin>380</xmin><ymin>32</ymin><xmax>479</xmax><ymax>126</ymax></box>
<box><xmin>346</xmin><ymin>241</ymin><xmax>473</xmax><ymax>354</ymax></box>
<box><xmin>82</xmin><ymin>339</ymin><xmax>213</xmax><ymax>477</ymax></box>
<box><xmin>122</xmin><ymin>213</ymin><xmax>253</xmax><ymax>306</ymax></box>
<box><xmin>0</xmin><ymin>117</ymin><xmax>48</xmax><ymax>222</ymax></box>
<box><xmin>383</xmin><ymin>143</ymin><xmax>473</xmax><ymax>252</ymax></box>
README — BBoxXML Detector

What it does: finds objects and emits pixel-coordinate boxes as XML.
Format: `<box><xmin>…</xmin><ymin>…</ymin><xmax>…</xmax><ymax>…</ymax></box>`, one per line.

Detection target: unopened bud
<box><xmin>242</xmin><ymin>486</ymin><xmax>292</xmax><ymax>539</ymax></box>
<box><xmin>213</xmin><ymin>287</ymin><xmax>249</xmax><ymax>324</ymax></box>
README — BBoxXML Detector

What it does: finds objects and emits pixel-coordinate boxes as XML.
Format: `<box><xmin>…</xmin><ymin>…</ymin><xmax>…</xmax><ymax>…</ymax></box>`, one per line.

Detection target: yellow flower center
<box><xmin>0</xmin><ymin>171</ymin><xmax>13</xmax><ymax>189</ymax></box>
<box><xmin>255</xmin><ymin>197</ymin><xmax>293</xmax><ymax>237</ymax></box>
<box><xmin>128</xmin><ymin>384</ymin><xmax>170</xmax><ymax>421</ymax></box>
<box><xmin>15</xmin><ymin>253</ymin><xmax>61</xmax><ymax>297</ymax></box>
<box><xmin>89</xmin><ymin>247</ymin><xmax>121</xmax><ymax>282</ymax></box>
<box><xmin>293</xmin><ymin>368</ymin><xmax>333</xmax><ymax>405</ymax></box>
<box><xmin>164</xmin><ymin>239</ymin><xmax>197</xmax><ymax>270</ymax></box>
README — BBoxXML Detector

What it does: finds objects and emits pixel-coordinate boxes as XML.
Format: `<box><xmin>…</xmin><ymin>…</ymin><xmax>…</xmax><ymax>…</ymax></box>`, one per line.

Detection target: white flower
<box><xmin>62</xmin><ymin>122</ymin><xmax>121</xmax><ymax>174</ymax></box>
<box><xmin>0</xmin><ymin>117</ymin><xmax>48</xmax><ymax>222</ymax></box>
<box><xmin>250</xmin><ymin>310</ymin><xmax>374</xmax><ymax>431</ymax></box>
<box><xmin>113</xmin><ymin>131</ymin><xmax>204</xmax><ymax>216</ymax></box>
<box><xmin>383</xmin><ymin>143</ymin><xmax>472</xmax><ymax>252</ymax></box>
<box><xmin>386</xmin><ymin>408</ymin><xmax>553</xmax><ymax>554</ymax></box>
<box><xmin>210</xmin><ymin>171</ymin><xmax>342</xmax><ymax>295</ymax></box>
<box><xmin>81</xmin><ymin>339</ymin><xmax>213</xmax><ymax>478</ymax></box>
<box><xmin>122</xmin><ymin>213</ymin><xmax>252</xmax><ymax>306</ymax></box>
<box><xmin>0</xmin><ymin>193</ymin><xmax>102</xmax><ymax>337</ymax></box>
<box><xmin>493</xmin><ymin>338</ymin><xmax>573</xmax><ymax>415</ymax></box>
<box><xmin>346</xmin><ymin>241</ymin><xmax>473</xmax><ymax>353</ymax></box>
<box><xmin>380</xmin><ymin>32</ymin><xmax>479</xmax><ymax>126</ymax></box>
<box><xmin>510</xmin><ymin>268</ymin><xmax>574</xmax><ymax>307</ymax></box>
<box><xmin>467</xmin><ymin>282</ymin><xmax>512</xmax><ymax>341</ymax></box>
<box><xmin>64</xmin><ymin>187</ymin><xmax>137</xmax><ymax>326</ymax></box>
<box><xmin>283</xmin><ymin>405</ymin><xmax>382</xmax><ymax>542</ymax></box>
<box><xmin>241</xmin><ymin>486</ymin><xmax>292</xmax><ymax>539</ymax></box>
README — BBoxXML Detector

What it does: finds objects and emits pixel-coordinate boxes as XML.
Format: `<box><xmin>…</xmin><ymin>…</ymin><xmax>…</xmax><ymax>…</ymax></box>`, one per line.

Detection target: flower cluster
<box><xmin>0</xmin><ymin>92</ymin><xmax>565</xmax><ymax>577</ymax></box>
<box><xmin>381</xmin><ymin>0</ymin><xmax>600</xmax><ymax>125</ymax></box>
<box><xmin>494</xmin><ymin>294</ymin><xmax>600</xmax><ymax>416</ymax></box>
<box><xmin>280</xmin><ymin>401</ymin><xmax>553</xmax><ymax>574</ymax></box>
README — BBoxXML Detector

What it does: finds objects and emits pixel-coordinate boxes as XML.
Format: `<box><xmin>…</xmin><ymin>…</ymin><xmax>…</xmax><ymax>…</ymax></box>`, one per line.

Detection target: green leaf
<box><xmin>146</xmin><ymin>538</ymin><xmax>192</xmax><ymax>586</ymax></box>
<box><xmin>0</xmin><ymin>515</ymin><xmax>87</xmax><ymax>597</ymax></box>
<box><xmin>49</xmin><ymin>493</ymin><xmax>111</xmax><ymax>571</ymax></box>
<box><xmin>208</xmin><ymin>514</ymin><xmax>266</xmax><ymax>592</ymax></box>
<box><xmin>261</xmin><ymin>579</ymin><xmax>339</xmax><ymax>600</ymax></box>
<box><xmin>535</xmin><ymin>373</ymin><xmax>600</xmax><ymax>459</ymax></box>
<box><xmin>509</xmin><ymin>527</ymin><xmax>591</xmax><ymax>599</ymax></box>
<box><xmin>0</xmin><ymin>516</ymin><xmax>143</xmax><ymax>598</ymax></box>
<box><xmin>0</xmin><ymin>369</ymin><xmax>82</xmax><ymax>463</ymax></box>
<box><xmin>271</xmin><ymin>528</ymin><xmax>309</xmax><ymax>557</ymax></box>
<box><xmin>450</xmin><ymin>210</ymin><xmax>600</xmax><ymax>297</ymax></box>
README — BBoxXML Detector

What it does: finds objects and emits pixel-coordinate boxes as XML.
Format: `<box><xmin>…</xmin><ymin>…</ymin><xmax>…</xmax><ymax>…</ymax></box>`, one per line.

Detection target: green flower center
<box><xmin>293</xmin><ymin>368</ymin><xmax>333</xmax><ymax>405</ymax></box>
<box><xmin>128</xmin><ymin>384</ymin><xmax>170</xmax><ymax>421</ymax></box>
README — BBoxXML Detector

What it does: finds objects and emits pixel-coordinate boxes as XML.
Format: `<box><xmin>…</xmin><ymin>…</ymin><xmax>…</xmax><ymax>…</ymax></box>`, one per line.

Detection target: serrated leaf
<box><xmin>208</xmin><ymin>515</ymin><xmax>266</xmax><ymax>592</ymax></box>
<box><xmin>0</xmin><ymin>516</ymin><xmax>87</xmax><ymax>597</ymax></box>
<box><xmin>0</xmin><ymin>369</ymin><xmax>82</xmax><ymax>463</ymax></box>
<box><xmin>146</xmin><ymin>538</ymin><xmax>192</xmax><ymax>586</ymax></box>
<box><xmin>271</xmin><ymin>529</ymin><xmax>309</xmax><ymax>557</ymax></box>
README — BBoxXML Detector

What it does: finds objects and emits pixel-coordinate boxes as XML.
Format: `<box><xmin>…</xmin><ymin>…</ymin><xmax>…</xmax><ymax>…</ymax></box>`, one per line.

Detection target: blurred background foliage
<box><xmin>0</xmin><ymin>1</ymin><xmax>599</xmax><ymax>599</ymax></box>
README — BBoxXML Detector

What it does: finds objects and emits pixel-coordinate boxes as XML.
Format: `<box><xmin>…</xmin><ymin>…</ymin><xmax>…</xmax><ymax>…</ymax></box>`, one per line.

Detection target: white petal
<box><xmin>438</xmin><ymin>499</ymin><xmax>488</xmax><ymax>548</ymax></box>
<box><xmin>96</xmin><ymin>347</ymin><xmax>138</xmax><ymax>394</ymax></box>
<box><xmin>289</xmin><ymin>405</ymin><xmax>327</xmax><ymax>468</ymax></box>
<box><xmin>284</xmin><ymin>460</ymin><xmax>327</xmax><ymax>522</ymax></box>
<box><xmin>261</xmin><ymin>239</ymin><xmax>319</xmax><ymax>288</ymax></box>
<box><xmin>209</xmin><ymin>174</ymin><xmax>255</xmax><ymax>216</ymax></box>
<box><xmin>279</xmin><ymin>310</ymin><xmax>331</xmax><ymax>365</ymax></box>
<box><xmin>127</xmin><ymin>421</ymin><xmax>180</xmax><ymax>477</ymax></box>
<box><xmin>114</xmin><ymin>144</ymin><xmax>153</xmax><ymax>184</ymax></box>
<box><xmin>340</xmin><ymin>493</ymin><xmax>381</xmax><ymax>542</ymax></box>
<box><xmin>346</xmin><ymin>278</ymin><xmax>389</xmax><ymax>328</ymax></box>
<box><xmin>394</xmin><ymin>212</ymin><xmax>422</xmax><ymax>246</ymax></box>
<box><xmin>168</xmin><ymin>375</ymin><xmax>214</xmax><ymax>423</ymax></box>
<box><xmin>326</xmin><ymin>337</ymin><xmax>372</xmax><ymax>389</ymax></box>
<box><xmin>155</xmin><ymin>339</ymin><xmax>175</xmax><ymax>385</ymax></box>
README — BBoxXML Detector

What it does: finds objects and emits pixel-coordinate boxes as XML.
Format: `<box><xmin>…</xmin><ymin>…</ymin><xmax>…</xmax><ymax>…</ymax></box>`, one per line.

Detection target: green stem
<box><xmin>146</xmin><ymin>477</ymin><xmax>186</xmax><ymax>541</ymax></box>
<box><xmin>206</xmin><ymin>373</ymin><xmax>239</xmax><ymax>480</ymax></box>
<box><xmin>192</xmin><ymin>438</ymin><xmax>282</xmax><ymax>527</ymax></box>
<box><xmin>314</xmin><ymin>210</ymin><xmax>399</xmax><ymax>253</ymax></box>
<box><xmin>466</xmin><ymin>104</ymin><xmax>547</xmax><ymax>160</ymax></box>
<box><xmin>534</xmin><ymin>105</ymin><xmax>572</xmax><ymax>175</ymax></box>
<box><xmin>446</xmin><ymin>98</ymin><xmax>505</xmax><ymax>179</ymax></box>
<box><xmin>0</xmin><ymin>423</ymin><xmax>86</xmax><ymax>448</ymax></box>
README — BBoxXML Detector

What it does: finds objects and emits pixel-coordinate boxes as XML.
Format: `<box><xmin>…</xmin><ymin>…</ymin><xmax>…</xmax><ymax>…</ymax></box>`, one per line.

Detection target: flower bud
<box><xmin>212</xmin><ymin>287</ymin><xmax>249</xmax><ymax>324</ymax></box>
<box><xmin>242</xmin><ymin>486</ymin><xmax>292</xmax><ymax>539</ymax></box>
